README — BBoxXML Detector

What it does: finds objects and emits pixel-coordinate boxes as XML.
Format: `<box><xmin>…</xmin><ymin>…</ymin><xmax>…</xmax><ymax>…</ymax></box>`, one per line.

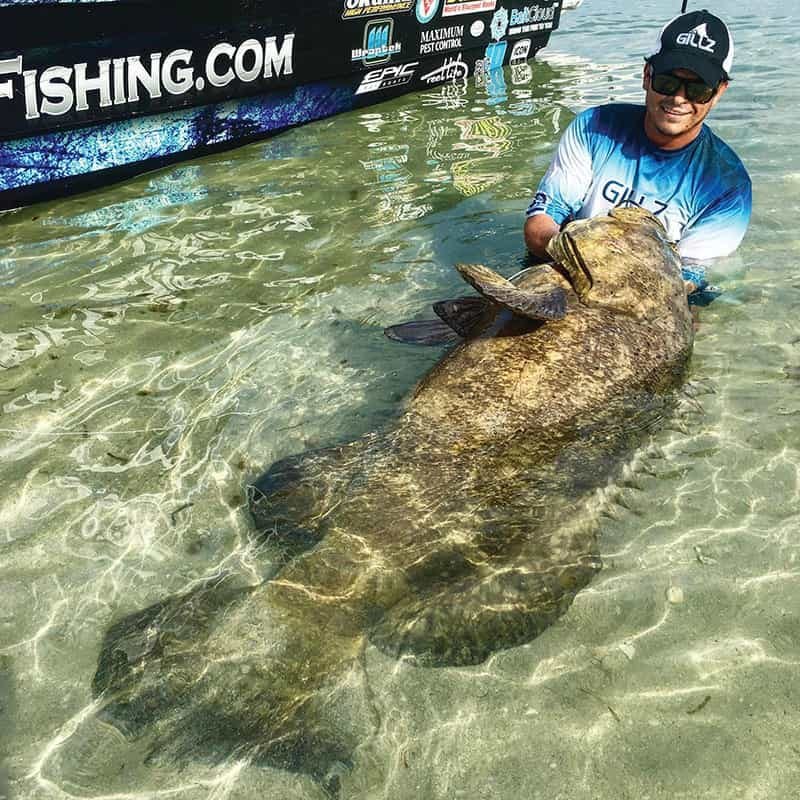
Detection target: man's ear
<box><xmin>708</xmin><ymin>79</ymin><xmax>729</xmax><ymax>109</ymax></box>
<box><xmin>642</xmin><ymin>62</ymin><xmax>650</xmax><ymax>91</ymax></box>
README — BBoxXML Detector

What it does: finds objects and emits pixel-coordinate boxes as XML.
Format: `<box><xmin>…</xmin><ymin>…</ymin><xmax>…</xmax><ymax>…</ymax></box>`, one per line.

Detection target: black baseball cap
<box><xmin>647</xmin><ymin>9</ymin><xmax>734</xmax><ymax>87</ymax></box>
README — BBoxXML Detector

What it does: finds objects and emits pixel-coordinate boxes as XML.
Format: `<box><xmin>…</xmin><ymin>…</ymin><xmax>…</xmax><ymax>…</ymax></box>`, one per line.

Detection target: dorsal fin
<box><xmin>456</xmin><ymin>263</ymin><xmax>567</xmax><ymax>321</ymax></box>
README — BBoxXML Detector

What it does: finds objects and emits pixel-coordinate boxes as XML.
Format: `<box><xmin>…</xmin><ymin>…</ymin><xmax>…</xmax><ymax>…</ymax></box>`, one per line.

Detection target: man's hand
<box><xmin>681</xmin><ymin>265</ymin><xmax>707</xmax><ymax>297</ymax></box>
<box><xmin>524</xmin><ymin>213</ymin><xmax>560</xmax><ymax>259</ymax></box>
<box><xmin>683</xmin><ymin>280</ymin><xmax>699</xmax><ymax>295</ymax></box>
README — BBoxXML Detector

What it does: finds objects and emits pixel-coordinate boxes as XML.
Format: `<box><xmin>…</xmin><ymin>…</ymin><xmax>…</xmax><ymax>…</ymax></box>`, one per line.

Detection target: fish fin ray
<box><xmin>247</xmin><ymin>446</ymin><xmax>352</xmax><ymax>549</ymax></box>
<box><xmin>368</xmin><ymin>558</ymin><xmax>598</xmax><ymax>667</ymax></box>
<box><xmin>455</xmin><ymin>263</ymin><xmax>566</xmax><ymax>321</ymax></box>
<box><xmin>432</xmin><ymin>295</ymin><xmax>492</xmax><ymax>338</ymax></box>
<box><xmin>497</xmin><ymin>285</ymin><xmax>567</xmax><ymax>320</ymax></box>
<box><xmin>383</xmin><ymin>319</ymin><xmax>461</xmax><ymax>346</ymax></box>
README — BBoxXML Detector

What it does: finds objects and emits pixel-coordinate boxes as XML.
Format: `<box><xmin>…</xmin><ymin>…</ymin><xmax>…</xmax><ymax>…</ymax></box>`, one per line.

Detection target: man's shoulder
<box><xmin>578</xmin><ymin>103</ymin><xmax>645</xmax><ymax>130</ymax></box>
<box><xmin>700</xmin><ymin>125</ymin><xmax>751</xmax><ymax>186</ymax></box>
<box><xmin>569</xmin><ymin>103</ymin><xmax>645</xmax><ymax>150</ymax></box>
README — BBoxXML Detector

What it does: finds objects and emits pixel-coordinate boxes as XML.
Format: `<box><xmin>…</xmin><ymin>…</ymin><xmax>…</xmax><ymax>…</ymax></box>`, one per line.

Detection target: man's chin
<box><xmin>652</xmin><ymin>113</ymin><xmax>695</xmax><ymax>138</ymax></box>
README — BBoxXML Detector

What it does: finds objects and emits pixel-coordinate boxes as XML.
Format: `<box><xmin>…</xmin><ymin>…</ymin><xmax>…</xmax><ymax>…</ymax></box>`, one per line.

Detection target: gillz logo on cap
<box><xmin>676</xmin><ymin>23</ymin><xmax>716</xmax><ymax>53</ymax></box>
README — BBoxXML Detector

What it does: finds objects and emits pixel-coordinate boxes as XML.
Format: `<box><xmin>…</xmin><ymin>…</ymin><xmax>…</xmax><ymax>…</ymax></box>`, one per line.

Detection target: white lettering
<box><xmin>0</xmin><ymin>56</ymin><xmax>22</xmax><ymax>101</ymax></box>
<box><xmin>39</xmin><ymin>65</ymin><xmax>74</xmax><ymax>116</ymax></box>
<box><xmin>126</xmin><ymin>54</ymin><xmax>162</xmax><ymax>101</ymax></box>
<box><xmin>162</xmin><ymin>49</ymin><xmax>194</xmax><ymax>95</ymax></box>
<box><xmin>421</xmin><ymin>25</ymin><xmax>464</xmax><ymax>42</ymax></box>
<box><xmin>264</xmin><ymin>34</ymin><xmax>294</xmax><ymax>78</ymax></box>
<box><xmin>74</xmin><ymin>60</ymin><xmax>113</xmax><ymax>111</ymax></box>
<box><xmin>356</xmin><ymin>62</ymin><xmax>417</xmax><ymax>94</ymax></box>
<box><xmin>234</xmin><ymin>39</ymin><xmax>263</xmax><ymax>82</ymax></box>
<box><xmin>112</xmin><ymin>58</ymin><xmax>126</xmax><ymax>104</ymax></box>
<box><xmin>206</xmin><ymin>42</ymin><xmax>236</xmax><ymax>87</ymax></box>
<box><xmin>22</xmin><ymin>69</ymin><xmax>39</xmax><ymax>119</ymax></box>
<box><xmin>3</xmin><ymin>33</ymin><xmax>296</xmax><ymax>125</ymax></box>
<box><xmin>676</xmin><ymin>31</ymin><xmax>715</xmax><ymax>52</ymax></box>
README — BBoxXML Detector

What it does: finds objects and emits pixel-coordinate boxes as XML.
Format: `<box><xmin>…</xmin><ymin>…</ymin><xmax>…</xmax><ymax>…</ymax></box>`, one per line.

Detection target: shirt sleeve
<box><xmin>526</xmin><ymin>109</ymin><xmax>594</xmax><ymax>224</ymax></box>
<box><xmin>678</xmin><ymin>178</ymin><xmax>752</xmax><ymax>262</ymax></box>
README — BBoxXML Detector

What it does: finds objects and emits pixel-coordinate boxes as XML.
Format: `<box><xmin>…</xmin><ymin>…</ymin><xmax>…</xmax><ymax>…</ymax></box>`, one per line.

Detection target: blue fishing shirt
<box><xmin>526</xmin><ymin>103</ymin><xmax>752</xmax><ymax>263</ymax></box>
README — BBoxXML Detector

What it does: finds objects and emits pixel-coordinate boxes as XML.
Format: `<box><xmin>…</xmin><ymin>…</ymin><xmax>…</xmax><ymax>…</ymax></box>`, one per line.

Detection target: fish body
<box><xmin>79</xmin><ymin>207</ymin><xmax>692</xmax><ymax>789</ymax></box>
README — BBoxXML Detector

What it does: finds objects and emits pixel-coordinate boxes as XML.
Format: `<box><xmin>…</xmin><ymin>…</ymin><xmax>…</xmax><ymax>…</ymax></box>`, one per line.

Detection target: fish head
<box><xmin>546</xmin><ymin>206</ymin><xmax>684</xmax><ymax>316</ymax></box>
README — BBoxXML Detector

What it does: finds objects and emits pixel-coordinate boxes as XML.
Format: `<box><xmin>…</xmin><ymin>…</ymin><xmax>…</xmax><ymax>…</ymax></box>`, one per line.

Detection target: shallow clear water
<box><xmin>2</xmin><ymin>0</ymin><xmax>799</xmax><ymax>798</ymax></box>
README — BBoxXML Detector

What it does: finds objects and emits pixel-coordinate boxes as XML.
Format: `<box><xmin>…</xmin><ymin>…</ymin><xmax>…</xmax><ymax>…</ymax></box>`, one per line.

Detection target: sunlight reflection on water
<box><xmin>2</xmin><ymin>0</ymin><xmax>799</xmax><ymax>797</ymax></box>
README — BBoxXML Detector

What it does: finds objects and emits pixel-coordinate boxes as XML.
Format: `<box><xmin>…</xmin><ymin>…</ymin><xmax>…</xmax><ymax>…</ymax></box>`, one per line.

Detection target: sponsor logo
<box><xmin>474</xmin><ymin>40</ymin><xmax>506</xmax><ymax>96</ymax></box>
<box><xmin>602</xmin><ymin>180</ymin><xmax>669</xmax><ymax>215</ymax></box>
<box><xmin>442</xmin><ymin>0</ymin><xmax>497</xmax><ymax>18</ymax></box>
<box><xmin>342</xmin><ymin>0</ymin><xmax>415</xmax><ymax>20</ymax></box>
<box><xmin>420</xmin><ymin>24</ymin><xmax>464</xmax><ymax>54</ymax></box>
<box><xmin>356</xmin><ymin>61</ymin><xmax>418</xmax><ymax>93</ymax></box>
<box><xmin>0</xmin><ymin>35</ymin><xmax>294</xmax><ymax>122</ymax></box>
<box><xmin>470</xmin><ymin>19</ymin><xmax>485</xmax><ymax>37</ymax></box>
<box><xmin>490</xmin><ymin>7</ymin><xmax>509</xmax><ymax>41</ymax></box>
<box><xmin>510</xmin><ymin>38</ymin><xmax>531</xmax><ymax>63</ymax></box>
<box><xmin>352</xmin><ymin>19</ymin><xmax>402</xmax><ymax>64</ymax></box>
<box><xmin>484</xmin><ymin>40</ymin><xmax>507</xmax><ymax>69</ymax></box>
<box><xmin>508</xmin><ymin>4</ymin><xmax>556</xmax><ymax>34</ymax></box>
<box><xmin>415</xmin><ymin>0</ymin><xmax>440</xmax><ymax>23</ymax></box>
<box><xmin>511</xmin><ymin>62</ymin><xmax>532</xmax><ymax>85</ymax></box>
<box><xmin>676</xmin><ymin>23</ymin><xmax>717</xmax><ymax>53</ymax></box>
<box><xmin>530</xmin><ymin>191</ymin><xmax>548</xmax><ymax>209</ymax></box>
<box><xmin>421</xmin><ymin>81</ymin><xmax>469</xmax><ymax>108</ymax></box>
<box><xmin>474</xmin><ymin>39</ymin><xmax>507</xmax><ymax>94</ymax></box>
<box><xmin>420</xmin><ymin>53</ymin><xmax>469</xmax><ymax>84</ymax></box>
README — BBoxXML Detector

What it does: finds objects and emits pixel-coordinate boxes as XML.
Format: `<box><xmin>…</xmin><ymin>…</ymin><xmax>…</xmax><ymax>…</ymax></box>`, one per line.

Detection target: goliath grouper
<box><xmin>81</xmin><ymin>207</ymin><xmax>692</xmax><ymax>791</ymax></box>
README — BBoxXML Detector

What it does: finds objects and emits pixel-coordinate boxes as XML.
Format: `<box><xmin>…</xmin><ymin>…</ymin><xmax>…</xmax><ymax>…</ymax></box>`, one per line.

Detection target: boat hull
<box><xmin>0</xmin><ymin>0</ymin><xmax>562</xmax><ymax>209</ymax></box>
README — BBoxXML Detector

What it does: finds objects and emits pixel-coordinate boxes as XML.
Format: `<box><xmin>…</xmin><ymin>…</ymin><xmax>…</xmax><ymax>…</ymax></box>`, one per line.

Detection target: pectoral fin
<box><xmin>385</xmin><ymin>295</ymin><xmax>493</xmax><ymax>344</ymax></box>
<box><xmin>368</xmin><ymin>560</ymin><xmax>598</xmax><ymax>667</ymax></box>
<box><xmin>432</xmin><ymin>295</ymin><xmax>493</xmax><ymax>338</ymax></box>
<box><xmin>456</xmin><ymin>263</ymin><xmax>567</xmax><ymax>321</ymax></box>
<box><xmin>383</xmin><ymin>319</ymin><xmax>462</xmax><ymax>346</ymax></box>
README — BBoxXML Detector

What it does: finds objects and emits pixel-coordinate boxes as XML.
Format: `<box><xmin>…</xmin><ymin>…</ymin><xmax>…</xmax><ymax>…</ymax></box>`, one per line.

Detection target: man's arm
<box><xmin>524</xmin><ymin>108</ymin><xmax>595</xmax><ymax>257</ymax></box>
<box><xmin>523</xmin><ymin>213</ymin><xmax>561</xmax><ymax>260</ymax></box>
<box><xmin>678</xmin><ymin>182</ymin><xmax>752</xmax><ymax>262</ymax></box>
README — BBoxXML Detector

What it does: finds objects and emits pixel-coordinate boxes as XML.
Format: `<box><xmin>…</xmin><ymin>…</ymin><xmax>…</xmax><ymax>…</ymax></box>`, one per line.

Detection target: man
<box><xmin>524</xmin><ymin>9</ymin><xmax>751</xmax><ymax>293</ymax></box>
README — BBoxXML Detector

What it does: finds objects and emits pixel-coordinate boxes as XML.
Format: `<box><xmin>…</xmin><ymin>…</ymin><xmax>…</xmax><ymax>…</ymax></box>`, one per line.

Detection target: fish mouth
<box><xmin>550</xmin><ymin>230</ymin><xmax>593</xmax><ymax>299</ymax></box>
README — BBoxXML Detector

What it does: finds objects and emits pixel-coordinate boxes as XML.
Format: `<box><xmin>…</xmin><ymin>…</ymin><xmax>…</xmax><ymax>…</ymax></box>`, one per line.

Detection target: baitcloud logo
<box><xmin>676</xmin><ymin>23</ymin><xmax>716</xmax><ymax>53</ymax></box>
<box><xmin>490</xmin><ymin>7</ymin><xmax>508</xmax><ymax>41</ymax></box>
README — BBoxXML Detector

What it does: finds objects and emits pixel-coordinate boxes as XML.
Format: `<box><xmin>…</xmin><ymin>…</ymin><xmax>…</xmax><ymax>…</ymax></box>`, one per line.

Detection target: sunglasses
<box><xmin>650</xmin><ymin>72</ymin><xmax>717</xmax><ymax>104</ymax></box>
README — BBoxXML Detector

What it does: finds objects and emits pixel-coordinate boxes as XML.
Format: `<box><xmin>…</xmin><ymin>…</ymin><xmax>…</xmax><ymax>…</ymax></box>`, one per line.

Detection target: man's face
<box><xmin>642</xmin><ymin>65</ymin><xmax>728</xmax><ymax>145</ymax></box>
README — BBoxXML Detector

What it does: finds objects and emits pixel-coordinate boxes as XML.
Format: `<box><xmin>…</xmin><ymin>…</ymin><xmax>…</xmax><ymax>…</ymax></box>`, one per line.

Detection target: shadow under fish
<box><xmin>73</xmin><ymin>208</ymin><xmax>693</xmax><ymax>793</ymax></box>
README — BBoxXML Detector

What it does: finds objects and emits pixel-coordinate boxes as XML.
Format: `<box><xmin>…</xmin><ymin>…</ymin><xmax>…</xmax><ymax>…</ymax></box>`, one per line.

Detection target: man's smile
<box><xmin>659</xmin><ymin>104</ymin><xmax>691</xmax><ymax>119</ymax></box>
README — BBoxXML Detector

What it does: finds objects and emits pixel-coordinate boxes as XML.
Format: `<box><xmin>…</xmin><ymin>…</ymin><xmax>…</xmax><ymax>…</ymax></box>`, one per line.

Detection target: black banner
<box><xmin>0</xmin><ymin>0</ymin><xmax>561</xmax><ymax>139</ymax></box>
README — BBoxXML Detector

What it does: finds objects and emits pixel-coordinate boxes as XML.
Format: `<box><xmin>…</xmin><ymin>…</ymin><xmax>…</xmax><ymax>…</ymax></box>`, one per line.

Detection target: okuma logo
<box><xmin>416</xmin><ymin>0</ymin><xmax>440</xmax><ymax>23</ymax></box>
<box><xmin>676</xmin><ymin>23</ymin><xmax>716</xmax><ymax>53</ymax></box>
